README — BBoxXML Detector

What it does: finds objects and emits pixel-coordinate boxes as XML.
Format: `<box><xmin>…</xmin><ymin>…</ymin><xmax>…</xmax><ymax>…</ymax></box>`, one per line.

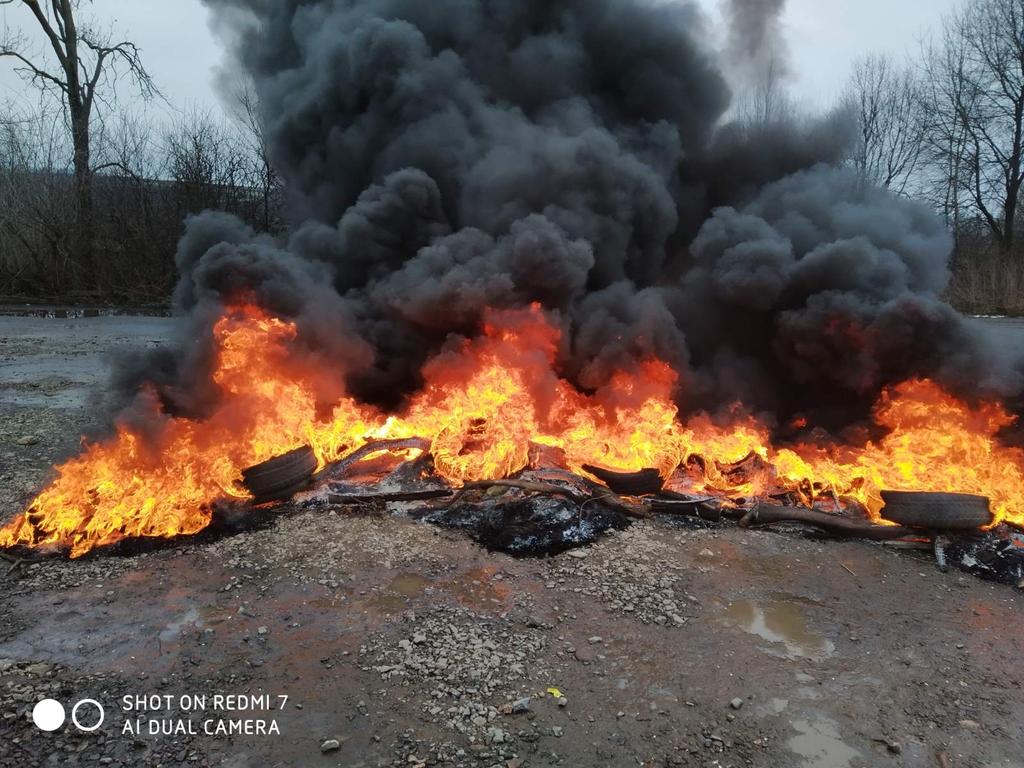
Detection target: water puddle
<box><xmin>366</xmin><ymin>567</ymin><xmax>512</xmax><ymax>614</ymax></box>
<box><xmin>721</xmin><ymin>593</ymin><xmax>834</xmax><ymax>659</ymax></box>
<box><xmin>443</xmin><ymin>566</ymin><xmax>512</xmax><ymax>608</ymax></box>
<box><xmin>788</xmin><ymin>717</ymin><xmax>861</xmax><ymax>768</ymax></box>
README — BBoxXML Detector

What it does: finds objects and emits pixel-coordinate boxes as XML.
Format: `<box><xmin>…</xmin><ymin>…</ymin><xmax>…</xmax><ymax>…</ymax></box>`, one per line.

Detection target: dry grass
<box><xmin>947</xmin><ymin>248</ymin><xmax>1024</xmax><ymax>316</ymax></box>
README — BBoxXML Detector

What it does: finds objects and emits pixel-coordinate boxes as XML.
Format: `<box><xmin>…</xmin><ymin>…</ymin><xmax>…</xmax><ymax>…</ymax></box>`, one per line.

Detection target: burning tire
<box><xmin>581</xmin><ymin>464</ymin><xmax>664</xmax><ymax>495</ymax></box>
<box><xmin>241</xmin><ymin>445</ymin><xmax>318</xmax><ymax>502</ymax></box>
<box><xmin>880</xmin><ymin>491</ymin><xmax>993</xmax><ymax>530</ymax></box>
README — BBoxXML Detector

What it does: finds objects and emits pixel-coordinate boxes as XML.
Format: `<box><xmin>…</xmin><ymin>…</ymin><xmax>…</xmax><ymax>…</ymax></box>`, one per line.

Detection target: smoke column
<box><xmin>723</xmin><ymin>0</ymin><xmax>790</xmax><ymax>80</ymax></box>
<box><xmin>119</xmin><ymin>0</ymin><xmax>1021</xmax><ymax>440</ymax></box>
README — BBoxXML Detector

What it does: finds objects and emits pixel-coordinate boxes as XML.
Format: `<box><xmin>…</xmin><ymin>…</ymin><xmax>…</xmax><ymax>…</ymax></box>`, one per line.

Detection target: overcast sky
<box><xmin>0</xmin><ymin>0</ymin><xmax>962</xmax><ymax>119</ymax></box>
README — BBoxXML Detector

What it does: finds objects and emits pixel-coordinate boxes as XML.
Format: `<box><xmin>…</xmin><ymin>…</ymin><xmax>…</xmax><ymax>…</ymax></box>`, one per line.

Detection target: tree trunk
<box><xmin>70</xmin><ymin>110</ymin><xmax>97</xmax><ymax>291</ymax></box>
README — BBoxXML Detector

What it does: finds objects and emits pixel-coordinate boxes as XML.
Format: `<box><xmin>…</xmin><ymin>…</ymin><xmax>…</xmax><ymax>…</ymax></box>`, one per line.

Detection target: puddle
<box><xmin>366</xmin><ymin>567</ymin><xmax>512</xmax><ymax>614</ymax></box>
<box><xmin>721</xmin><ymin>593</ymin><xmax>834</xmax><ymax>659</ymax></box>
<box><xmin>442</xmin><ymin>566</ymin><xmax>512</xmax><ymax>608</ymax></box>
<box><xmin>367</xmin><ymin>572</ymin><xmax>432</xmax><ymax>613</ymax></box>
<box><xmin>788</xmin><ymin>717</ymin><xmax>861</xmax><ymax>768</ymax></box>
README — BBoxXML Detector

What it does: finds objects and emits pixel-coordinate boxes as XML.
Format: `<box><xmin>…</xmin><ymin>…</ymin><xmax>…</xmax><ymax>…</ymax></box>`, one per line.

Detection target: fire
<box><xmin>2</xmin><ymin>303</ymin><xmax>1023</xmax><ymax>557</ymax></box>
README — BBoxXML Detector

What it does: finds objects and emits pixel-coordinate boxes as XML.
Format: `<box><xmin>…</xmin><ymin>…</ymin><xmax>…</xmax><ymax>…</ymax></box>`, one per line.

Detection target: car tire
<box><xmin>241</xmin><ymin>445</ymin><xmax>318</xmax><ymax>502</ymax></box>
<box><xmin>879</xmin><ymin>490</ymin><xmax>992</xmax><ymax>529</ymax></box>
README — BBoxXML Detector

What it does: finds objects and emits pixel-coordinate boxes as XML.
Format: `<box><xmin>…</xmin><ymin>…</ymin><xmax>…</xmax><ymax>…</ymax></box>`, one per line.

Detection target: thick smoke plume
<box><xmin>723</xmin><ymin>0</ymin><xmax>790</xmax><ymax>82</ymax></box>
<box><xmin>121</xmin><ymin>0</ymin><xmax>1021</xmax><ymax>440</ymax></box>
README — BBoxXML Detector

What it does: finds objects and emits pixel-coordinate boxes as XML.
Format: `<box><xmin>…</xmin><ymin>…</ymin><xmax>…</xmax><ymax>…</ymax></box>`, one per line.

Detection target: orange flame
<box><xmin>2</xmin><ymin>303</ymin><xmax>1022</xmax><ymax>557</ymax></box>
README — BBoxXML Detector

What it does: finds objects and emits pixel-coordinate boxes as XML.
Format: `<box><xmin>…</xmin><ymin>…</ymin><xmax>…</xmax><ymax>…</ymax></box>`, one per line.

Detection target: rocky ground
<box><xmin>0</xmin><ymin>314</ymin><xmax>1023</xmax><ymax>768</ymax></box>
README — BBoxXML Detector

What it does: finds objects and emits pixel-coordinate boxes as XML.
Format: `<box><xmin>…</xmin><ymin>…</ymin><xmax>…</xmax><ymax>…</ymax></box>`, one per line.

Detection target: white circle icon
<box><xmin>32</xmin><ymin>699</ymin><xmax>66</xmax><ymax>731</ymax></box>
<box><xmin>71</xmin><ymin>699</ymin><xmax>105</xmax><ymax>732</ymax></box>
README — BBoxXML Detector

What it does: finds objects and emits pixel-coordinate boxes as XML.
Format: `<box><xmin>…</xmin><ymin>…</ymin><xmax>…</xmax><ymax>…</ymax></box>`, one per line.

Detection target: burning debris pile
<box><xmin>2</xmin><ymin>0</ymin><xmax>1024</xmax><ymax>583</ymax></box>
<box><xmin>2</xmin><ymin>304</ymin><xmax>1023</xmax><ymax>585</ymax></box>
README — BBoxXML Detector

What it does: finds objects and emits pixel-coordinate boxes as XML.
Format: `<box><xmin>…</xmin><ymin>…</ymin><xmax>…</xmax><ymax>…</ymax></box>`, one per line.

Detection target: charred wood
<box><xmin>328</xmin><ymin>488</ymin><xmax>454</xmax><ymax>504</ymax></box>
<box><xmin>322</xmin><ymin>437</ymin><xmax>431</xmax><ymax>480</ymax></box>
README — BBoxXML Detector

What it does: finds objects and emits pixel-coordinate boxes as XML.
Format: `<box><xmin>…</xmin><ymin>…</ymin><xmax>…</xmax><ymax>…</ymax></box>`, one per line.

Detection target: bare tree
<box><xmin>921</xmin><ymin>0</ymin><xmax>1024</xmax><ymax>254</ymax></box>
<box><xmin>0</xmin><ymin>0</ymin><xmax>156</xmax><ymax>286</ymax></box>
<box><xmin>0</xmin><ymin>99</ymin><xmax>76</xmax><ymax>294</ymax></box>
<box><xmin>845</xmin><ymin>53</ymin><xmax>925</xmax><ymax>195</ymax></box>
<box><xmin>734</xmin><ymin>55</ymin><xmax>794</xmax><ymax>126</ymax></box>
<box><xmin>230</xmin><ymin>79</ymin><xmax>282</xmax><ymax>232</ymax></box>
<box><xmin>164</xmin><ymin>107</ymin><xmax>249</xmax><ymax>216</ymax></box>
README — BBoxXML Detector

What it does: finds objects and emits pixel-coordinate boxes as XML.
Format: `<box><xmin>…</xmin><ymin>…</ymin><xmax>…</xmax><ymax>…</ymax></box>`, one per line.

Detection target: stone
<box><xmin>511</xmin><ymin>698</ymin><xmax>531</xmax><ymax>714</ymax></box>
<box><xmin>730</xmin><ymin>698</ymin><xmax>744</xmax><ymax>710</ymax></box>
<box><xmin>320</xmin><ymin>739</ymin><xmax>341</xmax><ymax>752</ymax></box>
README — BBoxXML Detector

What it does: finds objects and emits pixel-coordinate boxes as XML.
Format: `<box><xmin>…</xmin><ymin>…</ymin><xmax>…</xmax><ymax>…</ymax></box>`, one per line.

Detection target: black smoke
<box><xmin>120</xmin><ymin>0</ymin><xmax>1022</xmax><ymax>434</ymax></box>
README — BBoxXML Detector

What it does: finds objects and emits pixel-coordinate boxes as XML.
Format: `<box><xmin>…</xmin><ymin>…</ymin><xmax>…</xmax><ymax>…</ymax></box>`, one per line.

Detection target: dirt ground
<box><xmin>0</xmin><ymin>314</ymin><xmax>1022</xmax><ymax>768</ymax></box>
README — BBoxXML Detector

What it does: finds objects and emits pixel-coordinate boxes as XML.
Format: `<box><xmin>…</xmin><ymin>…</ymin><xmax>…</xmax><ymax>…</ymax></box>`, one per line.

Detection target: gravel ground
<box><xmin>0</xmin><ymin>313</ymin><xmax>1023</xmax><ymax>768</ymax></box>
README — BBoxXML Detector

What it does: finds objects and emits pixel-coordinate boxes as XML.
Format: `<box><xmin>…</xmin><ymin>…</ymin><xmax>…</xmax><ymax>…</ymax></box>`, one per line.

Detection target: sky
<box><xmin>0</xmin><ymin>0</ymin><xmax>963</xmax><ymax>119</ymax></box>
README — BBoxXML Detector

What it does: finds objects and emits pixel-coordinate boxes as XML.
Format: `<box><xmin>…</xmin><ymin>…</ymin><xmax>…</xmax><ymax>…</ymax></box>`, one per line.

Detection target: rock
<box><xmin>486</xmin><ymin>726</ymin><xmax>507</xmax><ymax>744</ymax></box>
<box><xmin>15</xmin><ymin>435</ymin><xmax>38</xmax><ymax>446</ymax></box>
<box><xmin>257</xmin><ymin>626</ymin><xmax>269</xmax><ymax>636</ymax></box>
<box><xmin>730</xmin><ymin>697</ymin><xmax>744</xmax><ymax>710</ymax></box>
<box><xmin>587</xmin><ymin>636</ymin><xmax>602</xmax><ymax>644</ymax></box>
<box><xmin>557</xmin><ymin>697</ymin><xmax>568</xmax><ymax>708</ymax></box>
<box><xmin>574</xmin><ymin>648</ymin><xmax>595</xmax><ymax>663</ymax></box>
<box><xmin>320</xmin><ymin>738</ymin><xmax>341</xmax><ymax>752</ymax></box>
<box><xmin>550</xmin><ymin>726</ymin><xmax>564</xmax><ymax>737</ymax></box>
<box><xmin>565</xmin><ymin>550</ymin><xmax>589</xmax><ymax>559</ymax></box>
<box><xmin>511</xmin><ymin>697</ymin><xmax>531</xmax><ymax>714</ymax></box>
<box><xmin>412</xmin><ymin>633</ymin><xmax>428</xmax><ymax>644</ymax></box>
<box><xmin>960</xmin><ymin>719</ymin><xmax>979</xmax><ymax>729</ymax></box>
<box><xmin>698</xmin><ymin>548</ymin><xmax>715</xmax><ymax>558</ymax></box>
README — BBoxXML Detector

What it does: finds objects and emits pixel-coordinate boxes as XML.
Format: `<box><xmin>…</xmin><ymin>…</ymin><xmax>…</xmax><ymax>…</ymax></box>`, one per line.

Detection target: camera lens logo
<box><xmin>32</xmin><ymin>698</ymin><xmax>105</xmax><ymax>732</ymax></box>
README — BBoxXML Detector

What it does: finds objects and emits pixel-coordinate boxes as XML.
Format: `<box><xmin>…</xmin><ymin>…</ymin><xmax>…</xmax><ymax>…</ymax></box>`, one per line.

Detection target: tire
<box><xmin>242</xmin><ymin>445</ymin><xmax>317</xmax><ymax>501</ymax></box>
<box><xmin>879</xmin><ymin>490</ymin><xmax>992</xmax><ymax>530</ymax></box>
<box><xmin>581</xmin><ymin>464</ymin><xmax>664</xmax><ymax>495</ymax></box>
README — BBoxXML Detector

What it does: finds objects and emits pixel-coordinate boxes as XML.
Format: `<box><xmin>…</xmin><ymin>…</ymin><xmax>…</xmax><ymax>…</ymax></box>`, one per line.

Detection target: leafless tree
<box><xmin>0</xmin><ymin>0</ymin><xmax>156</xmax><ymax>286</ymax></box>
<box><xmin>0</xmin><ymin>99</ymin><xmax>76</xmax><ymax>293</ymax></box>
<box><xmin>164</xmin><ymin>107</ymin><xmax>250</xmax><ymax>216</ymax></box>
<box><xmin>920</xmin><ymin>0</ymin><xmax>1024</xmax><ymax>254</ymax></box>
<box><xmin>230</xmin><ymin>78</ymin><xmax>282</xmax><ymax>232</ymax></box>
<box><xmin>734</xmin><ymin>55</ymin><xmax>794</xmax><ymax>126</ymax></box>
<box><xmin>844</xmin><ymin>53</ymin><xmax>925</xmax><ymax>195</ymax></box>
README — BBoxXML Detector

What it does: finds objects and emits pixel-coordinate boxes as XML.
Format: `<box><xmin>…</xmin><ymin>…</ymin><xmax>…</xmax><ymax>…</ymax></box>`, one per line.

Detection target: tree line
<box><xmin>844</xmin><ymin>0</ymin><xmax>1024</xmax><ymax>314</ymax></box>
<box><xmin>2</xmin><ymin>0</ymin><xmax>1024</xmax><ymax>312</ymax></box>
<box><xmin>0</xmin><ymin>0</ymin><xmax>280</xmax><ymax>303</ymax></box>
<box><xmin>0</xmin><ymin>99</ymin><xmax>280</xmax><ymax>301</ymax></box>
